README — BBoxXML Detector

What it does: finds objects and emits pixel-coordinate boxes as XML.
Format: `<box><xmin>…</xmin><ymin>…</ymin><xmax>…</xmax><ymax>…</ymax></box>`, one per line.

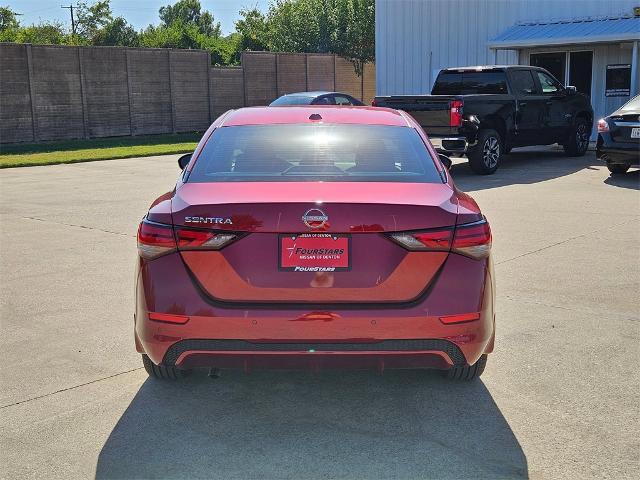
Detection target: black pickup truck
<box><xmin>373</xmin><ymin>65</ymin><xmax>593</xmax><ymax>174</ymax></box>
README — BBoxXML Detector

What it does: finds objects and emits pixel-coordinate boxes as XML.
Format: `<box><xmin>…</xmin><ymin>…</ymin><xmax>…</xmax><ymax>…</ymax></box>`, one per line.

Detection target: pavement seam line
<box><xmin>0</xmin><ymin>367</ymin><xmax>144</xmax><ymax>409</ymax></box>
<box><xmin>496</xmin><ymin>219</ymin><xmax>637</xmax><ymax>266</ymax></box>
<box><xmin>502</xmin><ymin>295</ymin><xmax>640</xmax><ymax>322</ymax></box>
<box><xmin>22</xmin><ymin>216</ymin><xmax>133</xmax><ymax>237</ymax></box>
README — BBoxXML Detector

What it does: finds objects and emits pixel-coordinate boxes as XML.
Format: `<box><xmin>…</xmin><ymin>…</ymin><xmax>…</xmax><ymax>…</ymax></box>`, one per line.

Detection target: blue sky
<box><xmin>10</xmin><ymin>0</ymin><xmax>271</xmax><ymax>35</ymax></box>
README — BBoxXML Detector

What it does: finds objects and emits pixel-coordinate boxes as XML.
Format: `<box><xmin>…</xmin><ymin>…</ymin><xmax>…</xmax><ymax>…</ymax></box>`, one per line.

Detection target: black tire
<box><xmin>607</xmin><ymin>163</ymin><xmax>629</xmax><ymax>175</ymax></box>
<box><xmin>563</xmin><ymin>118</ymin><xmax>590</xmax><ymax>157</ymax></box>
<box><xmin>467</xmin><ymin>129</ymin><xmax>502</xmax><ymax>175</ymax></box>
<box><xmin>443</xmin><ymin>354</ymin><xmax>487</xmax><ymax>380</ymax></box>
<box><xmin>503</xmin><ymin>145</ymin><xmax>512</xmax><ymax>155</ymax></box>
<box><xmin>142</xmin><ymin>354</ymin><xmax>191</xmax><ymax>380</ymax></box>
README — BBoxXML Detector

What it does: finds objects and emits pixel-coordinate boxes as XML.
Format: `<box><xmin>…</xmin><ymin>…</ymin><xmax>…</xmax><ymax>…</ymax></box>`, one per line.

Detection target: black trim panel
<box><xmin>163</xmin><ymin>338</ymin><xmax>466</xmax><ymax>366</ymax></box>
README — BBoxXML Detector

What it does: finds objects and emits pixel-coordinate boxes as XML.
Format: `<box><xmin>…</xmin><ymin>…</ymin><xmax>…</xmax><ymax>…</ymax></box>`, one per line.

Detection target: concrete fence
<box><xmin>0</xmin><ymin>44</ymin><xmax>375</xmax><ymax>144</ymax></box>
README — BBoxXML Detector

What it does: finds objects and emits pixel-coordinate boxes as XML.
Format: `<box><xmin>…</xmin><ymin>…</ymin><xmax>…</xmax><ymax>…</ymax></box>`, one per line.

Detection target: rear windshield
<box><xmin>187</xmin><ymin>124</ymin><xmax>442</xmax><ymax>183</ymax></box>
<box><xmin>432</xmin><ymin>71</ymin><xmax>508</xmax><ymax>95</ymax></box>
<box><xmin>620</xmin><ymin>95</ymin><xmax>639</xmax><ymax>112</ymax></box>
<box><xmin>270</xmin><ymin>95</ymin><xmax>314</xmax><ymax>106</ymax></box>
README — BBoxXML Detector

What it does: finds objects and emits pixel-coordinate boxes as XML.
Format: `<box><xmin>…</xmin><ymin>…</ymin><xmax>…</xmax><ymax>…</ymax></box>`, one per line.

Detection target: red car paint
<box><xmin>135</xmin><ymin>106</ymin><xmax>495</xmax><ymax>373</ymax></box>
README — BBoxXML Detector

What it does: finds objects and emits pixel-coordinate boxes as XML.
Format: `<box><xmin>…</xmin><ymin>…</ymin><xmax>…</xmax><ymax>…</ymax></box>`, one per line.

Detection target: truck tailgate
<box><xmin>373</xmin><ymin>95</ymin><xmax>460</xmax><ymax>136</ymax></box>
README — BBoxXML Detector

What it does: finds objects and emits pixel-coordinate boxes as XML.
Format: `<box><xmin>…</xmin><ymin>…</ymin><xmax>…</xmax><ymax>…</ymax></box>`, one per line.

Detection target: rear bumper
<box><xmin>135</xmin><ymin>252</ymin><xmax>495</xmax><ymax>371</ymax></box>
<box><xmin>429</xmin><ymin>136</ymin><xmax>469</xmax><ymax>153</ymax></box>
<box><xmin>596</xmin><ymin>134</ymin><xmax>640</xmax><ymax>167</ymax></box>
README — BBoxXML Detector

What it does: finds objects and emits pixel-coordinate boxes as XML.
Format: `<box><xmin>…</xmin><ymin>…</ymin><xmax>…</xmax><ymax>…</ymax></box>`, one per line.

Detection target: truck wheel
<box><xmin>607</xmin><ymin>163</ymin><xmax>629</xmax><ymax>175</ymax></box>
<box><xmin>142</xmin><ymin>354</ymin><xmax>191</xmax><ymax>380</ymax></box>
<box><xmin>443</xmin><ymin>354</ymin><xmax>487</xmax><ymax>380</ymax></box>
<box><xmin>563</xmin><ymin>118</ymin><xmax>590</xmax><ymax>156</ymax></box>
<box><xmin>468</xmin><ymin>129</ymin><xmax>502</xmax><ymax>175</ymax></box>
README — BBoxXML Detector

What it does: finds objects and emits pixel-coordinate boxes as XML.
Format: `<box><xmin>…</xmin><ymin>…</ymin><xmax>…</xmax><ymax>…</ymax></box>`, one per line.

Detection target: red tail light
<box><xmin>389</xmin><ymin>229</ymin><xmax>453</xmax><ymax>251</ymax></box>
<box><xmin>452</xmin><ymin>219</ymin><xmax>491</xmax><ymax>259</ymax></box>
<box><xmin>137</xmin><ymin>220</ymin><xmax>176</xmax><ymax>259</ymax></box>
<box><xmin>371</xmin><ymin>98</ymin><xmax>378</xmax><ymax>106</ymax></box>
<box><xmin>597</xmin><ymin>118</ymin><xmax>609</xmax><ymax>133</ymax></box>
<box><xmin>450</xmin><ymin>99</ymin><xmax>463</xmax><ymax>127</ymax></box>
<box><xmin>137</xmin><ymin>219</ymin><xmax>239</xmax><ymax>260</ymax></box>
<box><xmin>388</xmin><ymin>219</ymin><xmax>491</xmax><ymax>259</ymax></box>
<box><xmin>175</xmin><ymin>228</ymin><xmax>237</xmax><ymax>250</ymax></box>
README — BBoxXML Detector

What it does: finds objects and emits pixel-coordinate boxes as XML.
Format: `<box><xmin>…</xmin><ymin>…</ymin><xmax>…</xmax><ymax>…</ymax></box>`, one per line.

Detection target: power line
<box><xmin>60</xmin><ymin>4</ymin><xmax>76</xmax><ymax>35</ymax></box>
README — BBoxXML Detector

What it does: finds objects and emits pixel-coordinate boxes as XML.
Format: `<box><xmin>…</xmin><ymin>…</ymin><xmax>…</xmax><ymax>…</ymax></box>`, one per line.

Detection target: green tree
<box><xmin>332</xmin><ymin>0</ymin><xmax>375</xmax><ymax>75</ymax></box>
<box><xmin>14</xmin><ymin>22</ymin><xmax>68</xmax><ymax>44</ymax></box>
<box><xmin>234</xmin><ymin>8</ymin><xmax>270</xmax><ymax>52</ymax></box>
<box><xmin>0</xmin><ymin>5</ymin><xmax>19</xmax><ymax>31</ymax></box>
<box><xmin>159</xmin><ymin>0</ymin><xmax>221</xmax><ymax>37</ymax></box>
<box><xmin>93</xmin><ymin>17</ymin><xmax>139</xmax><ymax>46</ymax></box>
<box><xmin>262</xmin><ymin>0</ymin><xmax>374</xmax><ymax>74</ymax></box>
<box><xmin>75</xmin><ymin>1</ymin><xmax>113</xmax><ymax>41</ymax></box>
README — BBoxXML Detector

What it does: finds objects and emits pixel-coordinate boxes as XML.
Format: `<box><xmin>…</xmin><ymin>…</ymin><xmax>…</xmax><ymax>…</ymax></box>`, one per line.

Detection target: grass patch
<box><xmin>0</xmin><ymin>133</ymin><xmax>202</xmax><ymax>168</ymax></box>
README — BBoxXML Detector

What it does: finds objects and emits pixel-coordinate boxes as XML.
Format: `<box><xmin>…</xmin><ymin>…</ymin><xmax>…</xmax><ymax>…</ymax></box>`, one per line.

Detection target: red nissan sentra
<box><xmin>135</xmin><ymin>106</ymin><xmax>495</xmax><ymax>380</ymax></box>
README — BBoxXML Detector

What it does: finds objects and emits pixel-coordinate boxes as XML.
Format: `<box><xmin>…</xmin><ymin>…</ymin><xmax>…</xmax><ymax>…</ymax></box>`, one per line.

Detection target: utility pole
<box><xmin>61</xmin><ymin>4</ymin><xmax>76</xmax><ymax>35</ymax></box>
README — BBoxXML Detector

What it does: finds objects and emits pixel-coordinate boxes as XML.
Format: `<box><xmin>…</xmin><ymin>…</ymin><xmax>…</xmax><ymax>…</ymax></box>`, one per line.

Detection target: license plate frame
<box><xmin>631</xmin><ymin>127</ymin><xmax>640</xmax><ymax>139</ymax></box>
<box><xmin>279</xmin><ymin>233</ymin><xmax>351</xmax><ymax>272</ymax></box>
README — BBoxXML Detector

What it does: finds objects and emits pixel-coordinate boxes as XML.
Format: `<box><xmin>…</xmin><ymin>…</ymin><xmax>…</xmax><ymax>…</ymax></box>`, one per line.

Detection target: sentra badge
<box><xmin>184</xmin><ymin>216</ymin><xmax>233</xmax><ymax>225</ymax></box>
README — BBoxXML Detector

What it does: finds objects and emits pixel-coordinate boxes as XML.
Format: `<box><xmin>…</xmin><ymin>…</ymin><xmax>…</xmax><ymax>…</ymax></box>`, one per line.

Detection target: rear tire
<box><xmin>142</xmin><ymin>354</ymin><xmax>191</xmax><ymax>380</ymax></box>
<box><xmin>563</xmin><ymin>118</ymin><xmax>590</xmax><ymax>157</ymax></box>
<box><xmin>467</xmin><ymin>129</ymin><xmax>502</xmax><ymax>175</ymax></box>
<box><xmin>443</xmin><ymin>354</ymin><xmax>487</xmax><ymax>380</ymax></box>
<box><xmin>607</xmin><ymin>163</ymin><xmax>629</xmax><ymax>175</ymax></box>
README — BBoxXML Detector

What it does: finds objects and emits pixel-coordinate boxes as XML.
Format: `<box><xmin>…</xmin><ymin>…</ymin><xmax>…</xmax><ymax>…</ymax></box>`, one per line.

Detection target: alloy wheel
<box><xmin>482</xmin><ymin>137</ymin><xmax>500</xmax><ymax>168</ymax></box>
<box><xmin>576</xmin><ymin>123</ymin><xmax>589</xmax><ymax>152</ymax></box>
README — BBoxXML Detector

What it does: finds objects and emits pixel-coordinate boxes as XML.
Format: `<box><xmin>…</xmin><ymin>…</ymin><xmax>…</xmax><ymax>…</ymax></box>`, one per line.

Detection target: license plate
<box><xmin>631</xmin><ymin>127</ymin><xmax>640</xmax><ymax>139</ymax></box>
<box><xmin>279</xmin><ymin>233</ymin><xmax>351</xmax><ymax>272</ymax></box>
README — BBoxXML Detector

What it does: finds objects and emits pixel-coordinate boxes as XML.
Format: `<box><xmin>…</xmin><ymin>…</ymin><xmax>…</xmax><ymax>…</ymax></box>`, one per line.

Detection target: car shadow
<box><xmin>604</xmin><ymin>169</ymin><xmax>640</xmax><ymax>190</ymax></box>
<box><xmin>449</xmin><ymin>147</ymin><xmax>598</xmax><ymax>192</ymax></box>
<box><xmin>95</xmin><ymin>370</ymin><xmax>528</xmax><ymax>479</ymax></box>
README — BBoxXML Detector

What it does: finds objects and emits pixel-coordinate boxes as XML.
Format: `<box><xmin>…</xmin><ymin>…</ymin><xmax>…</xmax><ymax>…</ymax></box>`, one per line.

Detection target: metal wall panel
<box><xmin>80</xmin><ymin>46</ymin><xmax>130</xmax><ymax>138</ymax></box>
<box><xmin>127</xmin><ymin>48</ymin><xmax>173</xmax><ymax>135</ymax></box>
<box><xmin>376</xmin><ymin>0</ymin><xmax>637</xmax><ymax>95</ymax></box>
<box><xmin>277</xmin><ymin>53</ymin><xmax>307</xmax><ymax>96</ymax></box>
<box><xmin>0</xmin><ymin>43</ymin><xmax>33</xmax><ymax>143</ymax></box>
<box><xmin>210</xmin><ymin>67</ymin><xmax>245</xmax><ymax>118</ymax></box>
<box><xmin>307</xmin><ymin>55</ymin><xmax>335</xmax><ymax>91</ymax></box>
<box><xmin>170</xmin><ymin>50</ymin><xmax>211</xmax><ymax>132</ymax></box>
<box><xmin>30</xmin><ymin>45</ymin><xmax>85</xmax><ymax>141</ymax></box>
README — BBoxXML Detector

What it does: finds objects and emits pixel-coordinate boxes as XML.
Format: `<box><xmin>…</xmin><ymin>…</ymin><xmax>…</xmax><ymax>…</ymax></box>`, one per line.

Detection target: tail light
<box><xmin>137</xmin><ymin>219</ymin><xmax>239</xmax><ymax>260</ymax></box>
<box><xmin>175</xmin><ymin>228</ymin><xmax>237</xmax><ymax>250</ymax></box>
<box><xmin>389</xmin><ymin>229</ymin><xmax>453</xmax><ymax>251</ymax></box>
<box><xmin>450</xmin><ymin>100</ymin><xmax>463</xmax><ymax>127</ymax></box>
<box><xmin>137</xmin><ymin>220</ymin><xmax>176</xmax><ymax>259</ymax></box>
<box><xmin>452</xmin><ymin>220</ymin><xmax>491</xmax><ymax>259</ymax></box>
<box><xmin>597</xmin><ymin>118</ymin><xmax>609</xmax><ymax>133</ymax></box>
<box><xmin>388</xmin><ymin>219</ymin><xmax>491</xmax><ymax>259</ymax></box>
<box><xmin>371</xmin><ymin>98</ymin><xmax>378</xmax><ymax>106</ymax></box>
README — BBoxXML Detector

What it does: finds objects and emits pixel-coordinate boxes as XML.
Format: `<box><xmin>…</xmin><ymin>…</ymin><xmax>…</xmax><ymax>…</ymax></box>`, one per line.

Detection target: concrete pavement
<box><xmin>1</xmin><ymin>150</ymin><xmax>638</xmax><ymax>479</ymax></box>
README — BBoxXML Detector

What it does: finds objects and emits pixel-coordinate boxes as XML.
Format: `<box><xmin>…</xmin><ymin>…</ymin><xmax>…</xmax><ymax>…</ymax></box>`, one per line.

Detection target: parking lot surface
<box><xmin>1</xmin><ymin>149</ymin><xmax>638</xmax><ymax>479</ymax></box>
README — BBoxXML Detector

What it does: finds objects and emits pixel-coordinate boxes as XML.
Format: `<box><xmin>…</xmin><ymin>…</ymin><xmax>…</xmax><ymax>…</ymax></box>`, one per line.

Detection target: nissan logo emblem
<box><xmin>302</xmin><ymin>208</ymin><xmax>328</xmax><ymax>229</ymax></box>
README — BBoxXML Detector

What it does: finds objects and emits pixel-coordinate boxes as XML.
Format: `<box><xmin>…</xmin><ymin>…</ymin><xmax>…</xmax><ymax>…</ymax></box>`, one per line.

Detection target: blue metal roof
<box><xmin>489</xmin><ymin>16</ymin><xmax>640</xmax><ymax>49</ymax></box>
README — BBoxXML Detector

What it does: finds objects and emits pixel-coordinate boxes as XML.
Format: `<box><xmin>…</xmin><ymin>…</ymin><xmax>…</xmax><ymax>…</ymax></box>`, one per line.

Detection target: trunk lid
<box><xmin>172</xmin><ymin>182</ymin><xmax>457</xmax><ymax>304</ymax></box>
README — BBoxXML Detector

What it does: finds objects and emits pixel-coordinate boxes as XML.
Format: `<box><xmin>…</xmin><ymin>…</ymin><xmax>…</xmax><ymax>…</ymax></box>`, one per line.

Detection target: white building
<box><xmin>375</xmin><ymin>0</ymin><xmax>640</xmax><ymax>136</ymax></box>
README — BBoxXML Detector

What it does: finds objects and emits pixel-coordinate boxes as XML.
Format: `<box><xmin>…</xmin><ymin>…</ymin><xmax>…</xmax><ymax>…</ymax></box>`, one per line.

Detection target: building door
<box><xmin>568</xmin><ymin>51</ymin><xmax>593</xmax><ymax>98</ymax></box>
<box><xmin>529</xmin><ymin>51</ymin><xmax>593</xmax><ymax>97</ymax></box>
<box><xmin>530</xmin><ymin>52</ymin><xmax>566</xmax><ymax>84</ymax></box>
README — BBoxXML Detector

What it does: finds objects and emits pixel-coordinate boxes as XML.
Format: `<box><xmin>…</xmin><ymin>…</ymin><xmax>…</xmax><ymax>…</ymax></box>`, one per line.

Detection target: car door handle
<box><xmin>546</xmin><ymin>101</ymin><xmax>553</xmax><ymax>105</ymax></box>
<box><xmin>519</xmin><ymin>102</ymin><xmax>527</xmax><ymax>106</ymax></box>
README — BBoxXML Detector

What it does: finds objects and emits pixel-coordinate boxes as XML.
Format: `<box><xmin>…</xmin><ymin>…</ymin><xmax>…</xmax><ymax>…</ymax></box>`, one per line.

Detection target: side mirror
<box><xmin>178</xmin><ymin>153</ymin><xmax>191</xmax><ymax>170</ymax></box>
<box><xmin>566</xmin><ymin>86</ymin><xmax>577</xmax><ymax>95</ymax></box>
<box><xmin>438</xmin><ymin>153</ymin><xmax>452</xmax><ymax>170</ymax></box>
